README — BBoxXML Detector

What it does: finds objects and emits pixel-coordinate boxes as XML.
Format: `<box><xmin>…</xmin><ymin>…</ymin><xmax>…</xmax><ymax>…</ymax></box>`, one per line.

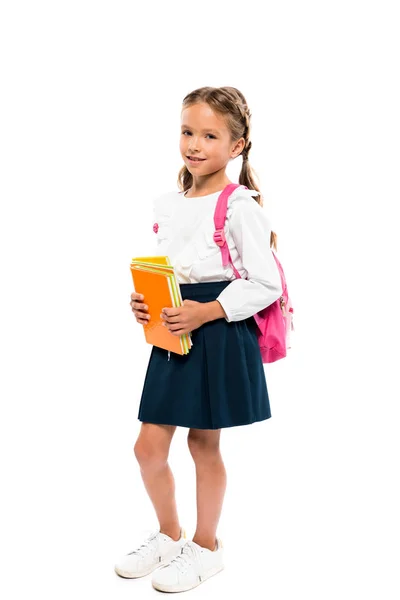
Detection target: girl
<box><xmin>115</xmin><ymin>86</ymin><xmax>283</xmax><ymax>593</ymax></box>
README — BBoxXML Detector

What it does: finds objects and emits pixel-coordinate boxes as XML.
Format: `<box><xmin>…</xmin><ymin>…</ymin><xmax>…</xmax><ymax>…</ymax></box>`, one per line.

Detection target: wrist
<box><xmin>202</xmin><ymin>300</ymin><xmax>227</xmax><ymax>323</ymax></box>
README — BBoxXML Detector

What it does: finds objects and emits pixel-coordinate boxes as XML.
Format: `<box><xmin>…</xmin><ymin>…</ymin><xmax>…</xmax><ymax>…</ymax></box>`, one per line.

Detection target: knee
<box><xmin>134</xmin><ymin>438</ymin><xmax>168</xmax><ymax>471</ymax></box>
<box><xmin>187</xmin><ymin>431</ymin><xmax>220</xmax><ymax>463</ymax></box>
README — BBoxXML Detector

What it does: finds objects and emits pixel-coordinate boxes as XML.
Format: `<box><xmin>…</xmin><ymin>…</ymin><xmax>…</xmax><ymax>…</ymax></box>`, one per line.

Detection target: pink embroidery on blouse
<box><xmin>153</xmin><ymin>222</ymin><xmax>159</xmax><ymax>233</ymax></box>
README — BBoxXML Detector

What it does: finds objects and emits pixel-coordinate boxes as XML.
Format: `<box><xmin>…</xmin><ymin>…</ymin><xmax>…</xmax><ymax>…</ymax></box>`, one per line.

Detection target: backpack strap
<box><xmin>213</xmin><ymin>183</ymin><xmax>248</xmax><ymax>279</ymax></box>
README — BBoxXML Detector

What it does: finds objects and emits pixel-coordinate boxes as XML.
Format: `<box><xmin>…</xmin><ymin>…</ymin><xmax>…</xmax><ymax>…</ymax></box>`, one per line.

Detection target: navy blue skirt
<box><xmin>137</xmin><ymin>281</ymin><xmax>272</xmax><ymax>430</ymax></box>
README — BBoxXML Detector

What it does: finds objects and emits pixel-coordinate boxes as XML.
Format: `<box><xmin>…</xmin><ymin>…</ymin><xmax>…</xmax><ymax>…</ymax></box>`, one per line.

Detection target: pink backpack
<box><xmin>213</xmin><ymin>183</ymin><xmax>294</xmax><ymax>363</ymax></box>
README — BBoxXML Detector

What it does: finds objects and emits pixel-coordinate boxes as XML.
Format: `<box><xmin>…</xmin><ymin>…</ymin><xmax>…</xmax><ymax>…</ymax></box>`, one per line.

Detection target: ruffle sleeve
<box><xmin>225</xmin><ymin>186</ymin><xmax>262</xmax><ymax>218</ymax></box>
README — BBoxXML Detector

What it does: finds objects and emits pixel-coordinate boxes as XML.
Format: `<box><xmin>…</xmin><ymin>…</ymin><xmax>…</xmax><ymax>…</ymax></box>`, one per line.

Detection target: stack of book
<box><xmin>130</xmin><ymin>256</ymin><xmax>193</xmax><ymax>356</ymax></box>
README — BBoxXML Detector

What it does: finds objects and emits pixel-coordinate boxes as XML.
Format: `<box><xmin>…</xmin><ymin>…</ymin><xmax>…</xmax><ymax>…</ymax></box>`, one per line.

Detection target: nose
<box><xmin>187</xmin><ymin>136</ymin><xmax>201</xmax><ymax>154</ymax></box>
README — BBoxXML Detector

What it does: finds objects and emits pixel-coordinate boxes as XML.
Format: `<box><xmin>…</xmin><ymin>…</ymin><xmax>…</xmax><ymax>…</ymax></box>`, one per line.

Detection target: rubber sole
<box><xmin>151</xmin><ymin>565</ymin><xmax>224</xmax><ymax>592</ymax></box>
<box><xmin>115</xmin><ymin>558</ymin><xmax>171</xmax><ymax>579</ymax></box>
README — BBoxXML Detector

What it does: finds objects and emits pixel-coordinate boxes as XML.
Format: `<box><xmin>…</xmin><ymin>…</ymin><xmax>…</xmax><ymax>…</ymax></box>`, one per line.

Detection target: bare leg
<box><xmin>134</xmin><ymin>422</ymin><xmax>181</xmax><ymax>540</ymax></box>
<box><xmin>187</xmin><ymin>428</ymin><xmax>227</xmax><ymax>551</ymax></box>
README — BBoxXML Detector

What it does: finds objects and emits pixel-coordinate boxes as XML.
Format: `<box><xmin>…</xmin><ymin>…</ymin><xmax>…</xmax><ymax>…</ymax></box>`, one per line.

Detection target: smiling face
<box><xmin>179</xmin><ymin>102</ymin><xmax>244</xmax><ymax>176</ymax></box>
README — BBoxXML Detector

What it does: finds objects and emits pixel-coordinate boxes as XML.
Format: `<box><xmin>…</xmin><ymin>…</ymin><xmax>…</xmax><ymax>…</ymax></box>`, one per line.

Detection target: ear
<box><xmin>230</xmin><ymin>137</ymin><xmax>245</xmax><ymax>159</ymax></box>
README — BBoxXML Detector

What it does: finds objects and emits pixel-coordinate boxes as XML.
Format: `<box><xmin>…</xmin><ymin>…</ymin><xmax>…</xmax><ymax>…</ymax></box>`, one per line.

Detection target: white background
<box><xmin>1</xmin><ymin>1</ymin><xmax>399</xmax><ymax>598</ymax></box>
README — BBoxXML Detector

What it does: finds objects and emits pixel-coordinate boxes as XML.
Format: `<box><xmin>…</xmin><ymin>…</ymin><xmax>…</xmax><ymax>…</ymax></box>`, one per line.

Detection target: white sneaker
<box><xmin>151</xmin><ymin>538</ymin><xmax>224</xmax><ymax>593</ymax></box>
<box><xmin>114</xmin><ymin>527</ymin><xmax>187</xmax><ymax>578</ymax></box>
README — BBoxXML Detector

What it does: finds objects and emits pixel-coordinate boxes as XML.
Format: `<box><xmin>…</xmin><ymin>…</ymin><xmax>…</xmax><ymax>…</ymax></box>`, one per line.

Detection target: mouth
<box><xmin>187</xmin><ymin>156</ymin><xmax>206</xmax><ymax>162</ymax></box>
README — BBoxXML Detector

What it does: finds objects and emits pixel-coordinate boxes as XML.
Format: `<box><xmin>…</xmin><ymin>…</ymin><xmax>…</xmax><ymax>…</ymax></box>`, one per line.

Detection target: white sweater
<box><xmin>152</xmin><ymin>186</ymin><xmax>283</xmax><ymax>322</ymax></box>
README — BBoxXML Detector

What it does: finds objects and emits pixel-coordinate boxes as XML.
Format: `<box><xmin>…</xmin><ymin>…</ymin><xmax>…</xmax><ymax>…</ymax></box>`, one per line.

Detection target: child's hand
<box><xmin>161</xmin><ymin>300</ymin><xmax>206</xmax><ymax>336</ymax></box>
<box><xmin>130</xmin><ymin>292</ymin><xmax>150</xmax><ymax>325</ymax></box>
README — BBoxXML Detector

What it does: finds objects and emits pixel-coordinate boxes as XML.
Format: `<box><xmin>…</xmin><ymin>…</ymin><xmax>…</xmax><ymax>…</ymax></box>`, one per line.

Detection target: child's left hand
<box><xmin>161</xmin><ymin>300</ymin><xmax>207</xmax><ymax>336</ymax></box>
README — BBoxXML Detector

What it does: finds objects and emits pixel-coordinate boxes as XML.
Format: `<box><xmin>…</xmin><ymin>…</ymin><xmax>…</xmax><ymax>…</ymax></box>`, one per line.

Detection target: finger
<box><xmin>130</xmin><ymin>297</ymin><xmax>142</xmax><ymax>305</ymax></box>
<box><xmin>160</xmin><ymin>313</ymin><xmax>179</xmax><ymax>323</ymax></box>
<box><xmin>162</xmin><ymin>308</ymin><xmax>180</xmax><ymax>317</ymax></box>
<box><xmin>131</xmin><ymin>293</ymin><xmax>144</xmax><ymax>302</ymax></box>
<box><xmin>168</xmin><ymin>322</ymin><xmax>186</xmax><ymax>331</ymax></box>
<box><xmin>163</xmin><ymin>316</ymin><xmax>181</xmax><ymax>325</ymax></box>
<box><xmin>134</xmin><ymin>309</ymin><xmax>150</xmax><ymax>320</ymax></box>
<box><xmin>136</xmin><ymin>314</ymin><xmax>150</xmax><ymax>323</ymax></box>
<box><xmin>169</xmin><ymin>328</ymin><xmax>187</xmax><ymax>336</ymax></box>
<box><xmin>131</xmin><ymin>301</ymin><xmax>148</xmax><ymax>311</ymax></box>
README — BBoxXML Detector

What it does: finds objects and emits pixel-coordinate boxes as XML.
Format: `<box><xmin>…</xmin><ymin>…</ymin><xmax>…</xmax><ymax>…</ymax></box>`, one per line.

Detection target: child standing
<box><xmin>115</xmin><ymin>86</ymin><xmax>283</xmax><ymax>593</ymax></box>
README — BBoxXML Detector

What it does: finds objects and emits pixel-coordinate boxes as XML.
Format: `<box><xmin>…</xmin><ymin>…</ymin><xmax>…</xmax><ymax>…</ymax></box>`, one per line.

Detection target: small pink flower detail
<box><xmin>153</xmin><ymin>222</ymin><xmax>159</xmax><ymax>233</ymax></box>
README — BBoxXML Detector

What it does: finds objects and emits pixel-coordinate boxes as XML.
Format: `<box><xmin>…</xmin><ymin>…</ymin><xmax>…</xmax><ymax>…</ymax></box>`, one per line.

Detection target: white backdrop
<box><xmin>1</xmin><ymin>1</ymin><xmax>399</xmax><ymax>598</ymax></box>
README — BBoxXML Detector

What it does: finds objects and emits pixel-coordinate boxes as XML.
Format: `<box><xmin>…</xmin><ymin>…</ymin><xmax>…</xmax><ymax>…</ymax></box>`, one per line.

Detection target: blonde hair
<box><xmin>177</xmin><ymin>86</ymin><xmax>278</xmax><ymax>251</ymax></box>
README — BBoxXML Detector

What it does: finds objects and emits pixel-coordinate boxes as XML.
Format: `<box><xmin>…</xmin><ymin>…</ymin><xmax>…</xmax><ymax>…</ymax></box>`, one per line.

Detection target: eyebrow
<box><xmin>181</xmin><ymin>124</ymin><xmax>220</xmax><ymax>134</ymax></box>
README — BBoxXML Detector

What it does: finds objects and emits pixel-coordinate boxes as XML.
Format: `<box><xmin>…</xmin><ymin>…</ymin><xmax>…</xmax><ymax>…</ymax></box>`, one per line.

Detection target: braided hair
<box><xmin>177</xmin><ymin>86</ymin><xmax>278</xmax><ymax>251</ymax></box>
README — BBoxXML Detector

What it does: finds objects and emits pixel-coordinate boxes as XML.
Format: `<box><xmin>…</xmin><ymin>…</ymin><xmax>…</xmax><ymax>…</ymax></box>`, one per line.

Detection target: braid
<box><xmin>236</xmin><ymin>103</ymin><xmax>252</xmax><ymax>160</ymax></box>
<box><xmin>177</xmin><ymin>86</ymin><xmax>278</xmax><ymax>251</ymax></box>
<box><xmin>235</xmin><ymin>99</ymin><xmax>277</xmax><ymax>251</ymax></box>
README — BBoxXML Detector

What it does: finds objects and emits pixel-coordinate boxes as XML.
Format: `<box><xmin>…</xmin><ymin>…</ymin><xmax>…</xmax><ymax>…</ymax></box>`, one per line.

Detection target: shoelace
<box><xmin>127</xmin><ymin>530</ymin><xmax>158</xmax><ymax>558</ymax></box>
<box><xmin>168</xmin><ymin>541</ymin><xmax>202</xmax><ymax>574</ymax></box>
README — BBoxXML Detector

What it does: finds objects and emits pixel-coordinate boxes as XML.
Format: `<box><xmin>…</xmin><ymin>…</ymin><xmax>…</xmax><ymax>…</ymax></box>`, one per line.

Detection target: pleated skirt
<box><xmin>137</xmin><ymin>280</ymin><xmax>272</xmax><ymax>430</ymax></box>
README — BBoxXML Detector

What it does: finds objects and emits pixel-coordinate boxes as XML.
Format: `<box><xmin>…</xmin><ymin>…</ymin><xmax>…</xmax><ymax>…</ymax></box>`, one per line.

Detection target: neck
<box><xmin>188</xmin><ymin>172</ymin><xmax>232</xmax><ymax>197</ymax></box>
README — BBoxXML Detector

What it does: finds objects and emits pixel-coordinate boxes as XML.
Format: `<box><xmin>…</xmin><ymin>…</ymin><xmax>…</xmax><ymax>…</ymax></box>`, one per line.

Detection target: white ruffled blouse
<box><xmin>152</xmin><ymin>186</ymin><xmax>283</xmax><ymax>322</ymax></box>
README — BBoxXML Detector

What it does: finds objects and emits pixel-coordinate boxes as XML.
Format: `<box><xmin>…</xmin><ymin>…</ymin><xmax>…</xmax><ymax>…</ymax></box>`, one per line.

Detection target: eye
<box><xmin>181</xmin><ymin>130</ymin><xmax>216</xmax><ymax>139</ymax></box>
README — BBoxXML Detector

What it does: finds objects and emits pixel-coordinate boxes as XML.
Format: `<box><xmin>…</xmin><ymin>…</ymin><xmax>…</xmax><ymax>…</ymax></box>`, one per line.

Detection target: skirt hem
<box><xmin>137</xmin><ymin>414</ymin><xmax>271</xmax><ymax>430</ymax></box>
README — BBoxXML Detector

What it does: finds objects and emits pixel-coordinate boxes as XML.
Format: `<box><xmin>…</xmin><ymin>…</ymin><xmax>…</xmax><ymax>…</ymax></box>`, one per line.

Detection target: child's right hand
<box><xmin>130</xmin><ymin>292</ymin><xmax>150</xmax><ymax>325</ymax></box>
